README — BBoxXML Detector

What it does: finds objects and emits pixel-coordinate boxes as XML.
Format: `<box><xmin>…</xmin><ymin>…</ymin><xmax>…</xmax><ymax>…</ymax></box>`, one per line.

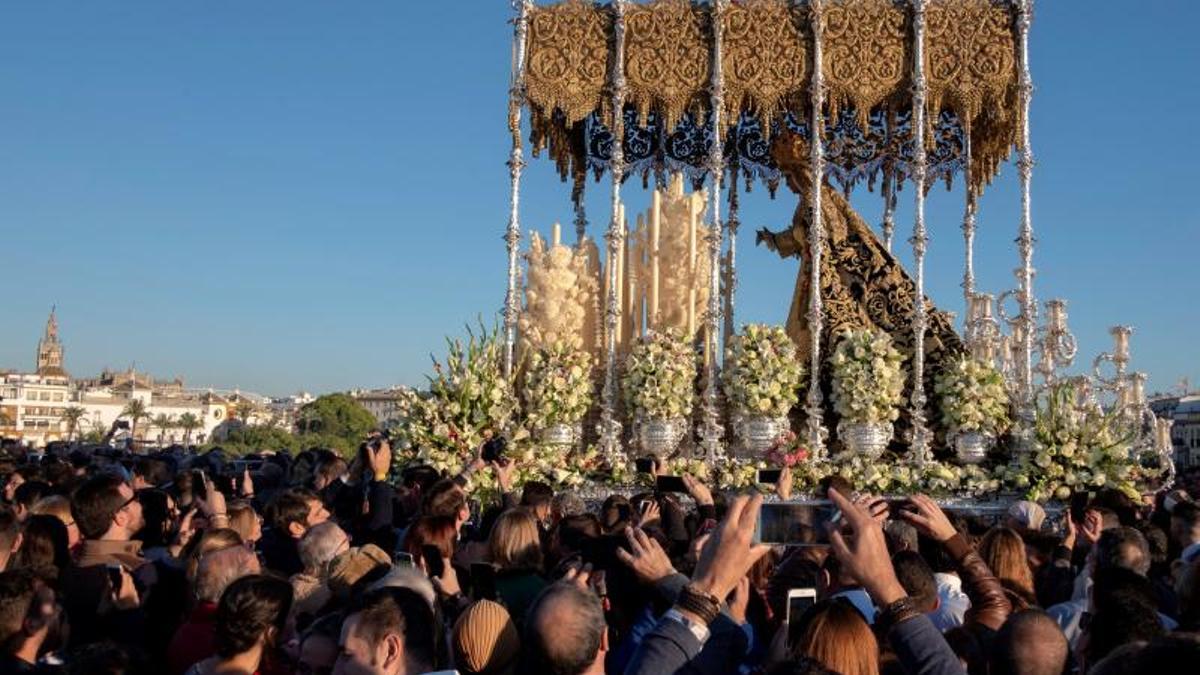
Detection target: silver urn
<box><xmin>733</xmin><ymin>415</ymin><xmax>790</xmax><ymax>459</ymax></box>
<box><xmin>539</xmin><ymin>422</ymin><xmax>581</xmax><ymax>447</ymax></box>
<box><xmin>636</xmin><ymin>417</ymin><xmax>688</xmax><ymax>458</ymax></box>
<box><xmin>837</xmin><ymin>421</ymin><xmax>892</xmax><ymax>459</ymax></box>
<box><xmin>953</xmin><ymin>430</ymin><xmax>993</xmax><ymax>465</ymax></box>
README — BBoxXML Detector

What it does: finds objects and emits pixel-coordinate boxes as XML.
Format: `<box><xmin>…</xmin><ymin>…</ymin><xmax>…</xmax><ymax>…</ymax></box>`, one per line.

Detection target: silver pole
<box><xmin>502</xmin><ymin>0</ymin><xmax>533</xmax><ymax>380</ymax></box>
<box><xmin>961</xmin><ymin>130</ymin><xmax>977</xmax><ymax>330</ymax></box>
<box><xmin>597</xmin><ymin>0</ymin><xmax>628</xmax><ymax>457</ymax></box>
<box><xmin>1013</xmin><ymin>0</ymin><xmax>1037</xmax><ymax>457</ymax></box>
<box><xmin>723</xmin><ymin>165</ymin><xmax>739</xmax><ymax>352</ymax></box>
<box><xmin>805</xmin><ymin>0</ymin><xmax>828</xmax><ymax>459</ymax></box>
<box><xmin>698</xmin><ymin>0</ymin><xmax>728</xmax><ymax>461</ymax></box>
<box><xmin>908</xmin><ymin>0</ymin><xmax>932</xmax><ymax>464</ymax></box>
<box><xmin>881</xmin><ymin>113</ymin><xmax>896</xmax><ymax>252</ymax></box>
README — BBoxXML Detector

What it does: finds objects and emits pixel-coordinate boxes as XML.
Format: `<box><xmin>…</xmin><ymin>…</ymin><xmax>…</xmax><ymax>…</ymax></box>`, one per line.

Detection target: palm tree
<box><xmin>177</xmin><ymin>412</ymin><xmax>202</xmax><ymax>447</ymax></box>
<box><xmin>151</xmin><ymin>413</ymin><xmax>176</xmax><ymax>446</ymax></box>
<box><xmin>61</xmin><ymin>406</ymin><xmax>87</xmax><ymax>441</ymax></box>
<box><xmin>121</xmin><ymin>399</ymin><xmax>149</xmax><ymax>442</ymax></box>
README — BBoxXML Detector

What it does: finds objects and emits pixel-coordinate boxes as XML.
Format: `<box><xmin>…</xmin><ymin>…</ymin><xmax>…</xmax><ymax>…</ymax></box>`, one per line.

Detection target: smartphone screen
<box><xmin>635</xmin><ymin>458</ymin><xmax>654</xmax><ymax>474</ymax></box>
<box><xmin>786</xmin><ymin>588</ymin><xmax>818</xmax><ymax>647</ymax></box>
<box><xmin>1069</xmin><ymin>492</ymin><xmax>1093</xmax><ymax>524</ymax></box>
<box><xmin>655</xmin><ymin>475</ymin><xmax>688</xmax><ymax>494</ymax></box>
<box><xmin>754</xmin><ymin>502</ymin><xmax>841</xmax><ymax>546</ymax></box>
<box><xmin>472</xmin><ymin>563</ymin><xmax>497</xmax><ymax>601</ymax></box>
<box><xmin>394</xmin><ymin>551</ymin><xmax>414</xmax><ymax>567</ymax></box>
<box><xmin>421</xmin><ymin>545</ymin><xmax>445</xmax><ymax>578</ymax></box>
<box><xmin>192</xmin><ymin>470</ymin><xmax>208</xmax><ymax>503</ymax></box>
<box><xmin>757</xmin><ymin>469</ymin><xmax>782</xmax><ymax>484</ymax></box>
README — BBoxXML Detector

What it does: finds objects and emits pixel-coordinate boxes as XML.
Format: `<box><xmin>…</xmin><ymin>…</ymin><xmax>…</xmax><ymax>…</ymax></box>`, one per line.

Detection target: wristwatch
<box><xmin>663</xmin><ymin>608</ymin><xmax>711</xmax><ymax>645</ymax></box>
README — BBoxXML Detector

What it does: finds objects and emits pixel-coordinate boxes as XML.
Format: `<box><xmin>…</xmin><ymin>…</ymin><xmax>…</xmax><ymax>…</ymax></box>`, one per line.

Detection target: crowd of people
<box><xmin>0</xmin><ymin>433</ymin><xmax>1198</xmax><ymax>675</ymax></box>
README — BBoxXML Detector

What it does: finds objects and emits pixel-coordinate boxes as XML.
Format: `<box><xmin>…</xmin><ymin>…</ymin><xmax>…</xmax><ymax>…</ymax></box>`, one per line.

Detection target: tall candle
<box><xmin>1111</xmin><ymin>326</ymin><xmax>1133</xmax><ymax>362</ymax></box>
<box><xmin>552</xmin><ymin>222</ymin><xmax>561</xmax><ymax>247</ymax></box>
<box><xmin>1046</xmin><ymin>299</ymin><xmax>1067</xmax><ymax>331</ymax></box>
<box><xmin>650</xmin><ymin>190</ymin><xmax>661</xmax><ymax>329</ymax></box>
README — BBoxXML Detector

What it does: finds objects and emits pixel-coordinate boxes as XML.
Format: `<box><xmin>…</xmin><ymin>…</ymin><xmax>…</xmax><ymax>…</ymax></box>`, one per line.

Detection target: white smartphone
<box><xmin>786</xmin><ymin>588</ymin><xmax>818</xmax><ymax>647</ymax></box>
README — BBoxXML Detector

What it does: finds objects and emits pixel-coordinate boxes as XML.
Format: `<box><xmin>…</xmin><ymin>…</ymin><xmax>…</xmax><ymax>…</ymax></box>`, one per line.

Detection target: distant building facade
<box><xmin>351</xmin><ymin>387</ymin><xmax>408</xmax><ymax>425</ymax></box>
<box><xmin>1151</xmin><ymin>393</ymin><xmax>1200</xmax><ymax>470</ymax></box>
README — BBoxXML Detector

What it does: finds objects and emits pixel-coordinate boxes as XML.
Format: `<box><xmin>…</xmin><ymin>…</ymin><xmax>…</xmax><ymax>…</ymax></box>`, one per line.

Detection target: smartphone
<box><xmin>635</xmin><ymin>457</ymin><xmax>655</xmax><ymax>474</ymax></box>
<box><xmin>786</xmin><ymin>588</ymin><xmax>818</xmax><ymax>647</ymax></box>
<box><xmin>757</xmin><ymin>469</ymin><xmax>783</xmax><ymax>484</ymax></box>
<box><xmin>481</xmin><ymin>437</ymin><xmax>507</xmax><ymax>463</ymax></box>
<box><xmin>191</xmin><ymin>469</ymin><xmax>208</xmax><ymax>503</ymax></box>
<box><xmin>754</xmin><ymin>502</ymin><xmax>842</xmax><ymax>546</ymax></box>
<box><xmin>655</xmin><ymin>475</ymin><xmax>688</xmax><ymax>494</ymax></box>
<box><xmin>421</xmin><ymin>544</ymin><xmax>445</xmax><ymax>578</ymax></box>
<box><xmin>888</xmin><ymin>498</ymin><xmax>918</xmax><ymax>519</ymax></box>
<box><xmin>472</xmin><ymin>563</ymin><xmax>497</xmax><ymax>601</ymax></box>
<box><xmin>637</xmin><ymin>499</ymin><xmax>653</xmax><ymax>518</ymax></box>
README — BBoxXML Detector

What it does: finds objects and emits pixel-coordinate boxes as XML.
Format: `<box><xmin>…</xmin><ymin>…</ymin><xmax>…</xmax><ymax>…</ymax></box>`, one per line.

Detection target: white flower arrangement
<box><xmin>622</xmin><ymin>329</ymin><xmax>697</xmax><ymax>420</ymax></box>
<box><xmin>723</xmin><ymin>324</ymin><xmax>804</xmax><ymax>417</ymax></box>
<box><xmin>522</xmin><ymin>340</ymin><xmax>594</xmax><ymax>429</ymax></box>
<box><xmin>830</xmin><ymin>329</ymin><xmax>906</xmax><ymax>425</ymax></box>
<box><xmin>935</xmin><ymin>357</ymin><xmax>1011</xmax><ymax>437</ymax></box>
<box><xmin>1000</xmin><ymin>382</ymin><xmax>1152</xmax><ymax>502</ymax></box>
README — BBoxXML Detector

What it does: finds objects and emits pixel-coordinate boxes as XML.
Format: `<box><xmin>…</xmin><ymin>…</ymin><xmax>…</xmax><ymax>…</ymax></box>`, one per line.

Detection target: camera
<box><xmin>481</xmin><ymin>436</ymin><xmax>507</xmax><ymax>463</ymax></box>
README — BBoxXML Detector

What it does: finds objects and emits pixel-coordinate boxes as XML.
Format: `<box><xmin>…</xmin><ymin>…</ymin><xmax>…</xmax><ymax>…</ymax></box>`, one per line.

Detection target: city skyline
<box><xmin>1</xmin><ymin>2</ymin><xmax>1197</xmax><ymax>395</ymax></box>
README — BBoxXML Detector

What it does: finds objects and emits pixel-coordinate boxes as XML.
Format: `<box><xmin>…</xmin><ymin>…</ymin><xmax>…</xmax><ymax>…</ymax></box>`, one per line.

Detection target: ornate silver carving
<box><xmin>502</xmin><ymin>0</ymin><xmax>533</xmax><ymax>380</ymax></box>
<box><xmin>961</xmin><ymin>131</ymin><xmax>977</xmax><ymax>323</ymax></box>
<box><xmin>1011</xmin><ymin>0</ymin><xmax>1037</xmax><ymax>459</ymax></box>
<box><xmin>908</xmin><ymin>0</ymin><xmax>931</xmax><ymax>465</ymax></box>
<box><xmin>837</xmin><ymin>421</ymin><xmax>892</xmax><ymax>461</ymax></box>
<box><xmin>1033</xmin><ymin>299</ymin><xmax>1078</xmax><ymax>386</ymax></box>
<box><xmin>722</xmin><ymin>169</ymin><xmax>739</xmax><ymax>350</ymax></box>
<box><xmin>731</xmin><ymin>415</ymin><xmax>790</xmax><ymax>459</ymax></box>
<box><xmin>881</xmin><ymin>113</ymin><xmax>896</xmax><ymax>252</ymax></box>
<box><xmin>635</xmin><ymin>416</ymin><xmax>689</xmax><ymax>458</ymax></box>
<box><xmin>697</xmin><ymin>0</ymin><xmax>728</xmax><ymax>463</ymax></box>
<box><xmin>805</xmin><ymin>0</ymin><xmax>829</xmax><ymax>459</ymax></box>
<box><xmin>596</xmin><ymin>0</ymin><xmax>627</xmax><ymax>457</ymax></box>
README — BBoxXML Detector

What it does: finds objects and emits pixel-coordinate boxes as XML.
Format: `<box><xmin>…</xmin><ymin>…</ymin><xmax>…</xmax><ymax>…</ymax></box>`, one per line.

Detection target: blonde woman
<box><xmin>30</xmin><ymin>495</ymin><xmax>81</xmax><ymax>551</ymax></box>
<box><xmin>979</xmin><ymin>527</ymin><xmax>1037</xmax><ymax>609</ymax></box>
<box><xmin>487</xmin><ymin>508</ymin><xmax>547</xmax><ymax>626</ymax></box>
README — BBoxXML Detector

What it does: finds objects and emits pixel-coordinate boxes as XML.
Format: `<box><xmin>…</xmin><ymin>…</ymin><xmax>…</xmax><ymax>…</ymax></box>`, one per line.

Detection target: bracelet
<box><xmin>675</xmin><ymin>584</ymin><xmax>722</xmax><ymax>626</ymax></box>
<box><xmin>876</xmin><ymin>596</ymin><xmax>920</xmax><ymax>635</ymax></box>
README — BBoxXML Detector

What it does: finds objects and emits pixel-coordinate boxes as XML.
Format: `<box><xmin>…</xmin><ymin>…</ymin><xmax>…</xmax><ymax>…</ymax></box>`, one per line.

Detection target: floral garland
<box><xmin>935</xmin><ymin>356</ymin><xmax>1011</xmax><ymax>437</ymax></box>
<box><xmin>622</xmin><ymin>329</ymin><xmax>697</xmax><ymax>420</ymax></box>
<box><xmin>830</xmin><ymin>329</ymin><xmax>906</xmax><ymax>425</ymax></box>
<box><xmin>723</xmin><ymin>324</ymin><xmax>804</xmax><ymax>418</ymax></box>
<box><xmin>522</xmin><ymin>340</ymin><xmax>594</xmax><ymax>429</ymax></box>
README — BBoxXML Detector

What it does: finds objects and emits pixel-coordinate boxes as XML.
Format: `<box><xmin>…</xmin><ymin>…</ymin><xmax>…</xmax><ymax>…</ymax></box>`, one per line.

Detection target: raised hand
<box><xmin>616</xmin><ymin>526</ymin><xmax>677</xmax><ymax>585</ymax></box>
<box><xmin>637</xmin><ymin>499</ymin><xmax>662</xmax><ymax>528</ymax></box>
<box><xmin>727</xmin><ymin>576</ymin><xmax>751</xmax><ymax>625</ymax></box>
<box><xmin>897</xmin><ymin>494</ymin><xmax>957</xmax><ymax>542</ymax></box>
<box><xmin>775</xmin><ymin>465</ymin><xmax>793</xmax><ymax>501</ymax></box>
<box><xmin>1080</xmin><ymin>509</ymin><xmax>1103</xmax><ymax>546</ymax></box>
<box><xmin>492</xmin><ymin>458</ymin><xmax>516</xmax><ymax>493</ymax></box>
<box><xmin>430</xmin><ymin>557</ymin><xmax>461</xmax><ymax>598</ymax></box>
<box><xmin>826</xmin><ymin>488</ymin><xmax>906</xmax><ymax>606</ymax></box>
<box><xmin>690</xmin><ymin>494</ymin><xmax>770</xmax><ymax>601</ymax></box>
<box><xmin>855</xmin><ymin>493</ymin><xmax>890</xmax><ymax>524</ymax></box>
<box><xmin>682</xmin><ymin>473</ymin><xmax>714</xmax><ymax>507</ymax></box>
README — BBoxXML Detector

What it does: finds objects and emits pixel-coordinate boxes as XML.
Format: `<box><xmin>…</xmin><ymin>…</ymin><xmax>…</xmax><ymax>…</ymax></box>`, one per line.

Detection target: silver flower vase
<box><xmin>539</xmin><ymin>422</ymin><xmax>582</xmax><ymax>448</ymax></box>
<box><xmin>733</xmin><ymin>415</ymin><xmax>791</xmax><ymax>460</ymax></box>
<box><xmin>636</xmin><ymin>417</ymin><xmax>688</xmax><ymax>458</ymax></box>
<box><xmin>953</xmin><ymin>430</ymin><xmax>993</xmax><ymax>465</ymax></box>
<box><xmin>837</xmin><ymin>421</ymin><xmax>892</xmax><ymax>459</ymax></box>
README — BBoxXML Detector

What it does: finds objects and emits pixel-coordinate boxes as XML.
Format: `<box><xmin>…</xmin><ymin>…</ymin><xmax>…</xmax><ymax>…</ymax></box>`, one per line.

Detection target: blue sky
<box><xmin>1</xmin><ymin>2</ymin><xmax>1196</xmax><ymax>396</ymax></box>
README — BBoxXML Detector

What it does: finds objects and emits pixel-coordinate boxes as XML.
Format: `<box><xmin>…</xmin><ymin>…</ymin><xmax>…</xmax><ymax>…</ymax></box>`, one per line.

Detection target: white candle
<box><xmin>552</xmin><ymin>222</ymin><xmax>561</xmax><ymax>247</ymax></box>
<box><xmin>650</xmin><ymin>190</ymin><xmax>661</xmax><ymax>329</ymax></box>
<box><xmin>1111</xmin><ymin>326</ymin><xmax>1133</xmax><ymax>361</ymax></box>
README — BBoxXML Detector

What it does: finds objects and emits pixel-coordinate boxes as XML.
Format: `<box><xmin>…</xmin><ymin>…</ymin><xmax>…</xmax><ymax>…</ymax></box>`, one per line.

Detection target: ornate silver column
<box><xmin>961</xmin><ymin>131</ymin><xmax>977</xmax><ymax>322</ymax></box>
<box><xmin>804</xmin><ymin>0</ymin><xmax>828</xmax><ymax>459</ymax></box>
<box><xmin>881</xmin><ymin>115</ymin><xmax>896</xmax><ymax>252</ymax></box>
<box><xmin>502</xmin><ymin>0</ymin><xmax>534</xmax><ymax>380</ymax></box>
<box><xmin>907</xmin><ymin>0</ymin><xmax>932</xmax><ymax>464</ymax></box>
<box><xmin>722</xmin><ymin>165</ymin><xmax>739</xmax><ymax>350</ymax></box>
<box><xmin>574</xmin><ymin>182</ymin><xmax>588</xmax><ymax>246</ymax></box>
<box><xmin>597</xmin><ymin>0</ymin><xmax>628</xmax><ymax>457</ymax></box>
<box><xmin>1012</xmin><ymin>0</ymin><xmax>1037</xmax><ymax>457</ymax></box>
<box><xmin>698</xmin><ymin>0</ymin><xmax>728</xmax><ymax>461</ymax></box>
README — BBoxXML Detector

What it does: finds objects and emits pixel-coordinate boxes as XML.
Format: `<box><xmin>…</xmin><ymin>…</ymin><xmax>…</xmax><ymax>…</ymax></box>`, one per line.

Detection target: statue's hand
<box><xmin>755</xmin><ymin>227</ymin><xmax>777</xmax><ymax>252</ymax></box>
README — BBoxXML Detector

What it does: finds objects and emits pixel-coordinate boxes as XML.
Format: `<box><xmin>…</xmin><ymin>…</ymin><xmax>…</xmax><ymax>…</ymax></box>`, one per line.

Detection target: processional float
<box><xmin>495</xmin><ymin>0</ymin><xmax>1174</xmax><ymax>497</ymax></box>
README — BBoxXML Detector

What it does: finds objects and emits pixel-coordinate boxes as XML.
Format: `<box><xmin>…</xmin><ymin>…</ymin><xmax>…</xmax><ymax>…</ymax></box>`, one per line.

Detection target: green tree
<box><xmin>151</xmin><ymin>413</ymin><xmax>176</xmax><ymax>446</ymax></box>
<box><xmin>61</xmin><ymin>406</ymin><xmax>87</xmax><ymax>441</ymax></box>
<box><xmin>121</xmin><ymin>399</ymin><xmax>149</xmax><ymax>441</ymax></box>
<box><xmin>296</xmin><ymin>393</ymin><xmax>376</xmax><ymax>439</ymax></box>
<box><xmin>177</xmin><ymin>412</ymin><xmax>203</xmax><ymax>447</ymax></box>
<box><xmin>234</xmin><ymin>400</ymin><xmax>258</xmax><ymax>425</ymax></box>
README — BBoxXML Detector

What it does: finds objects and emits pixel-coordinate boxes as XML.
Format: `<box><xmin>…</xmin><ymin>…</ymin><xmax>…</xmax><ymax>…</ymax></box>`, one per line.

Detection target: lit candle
<box><xmin>552</xmin><ymin>221</ymin><xmax>561</xmax><ymax>247</ymax></box>
<box><xmin>650</xmin><ymin>189</ymin><xmax>661</xmax><ymax>329</ymax></box>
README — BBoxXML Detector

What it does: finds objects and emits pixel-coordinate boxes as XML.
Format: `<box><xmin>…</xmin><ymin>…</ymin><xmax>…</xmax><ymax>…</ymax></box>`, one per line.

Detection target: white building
<box><xmin>1151</xmin><ymin>393</ymin><xmax>1200</xmax><ymax>470</ymax></box>
<box><xmin>0</xmin><ymin>371</ymin><xmax>73</xmax><ymax>445</ymax></box>
<box><xmin>75</xmin><ymin>381</ymin><xmax>230</xmax><ymax>446</ymax></box>
<box><xmin>351</xmin><ymin>386</ymin><xmax>409</xmax><ymax>425</ymax></box>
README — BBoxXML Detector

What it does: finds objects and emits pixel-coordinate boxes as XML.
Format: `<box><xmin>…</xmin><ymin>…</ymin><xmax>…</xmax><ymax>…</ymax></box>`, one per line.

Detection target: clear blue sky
<box><xmin>1</xmin><ymin>2</ymin><xmax>1196</xmax><ymax>396</ymax></box>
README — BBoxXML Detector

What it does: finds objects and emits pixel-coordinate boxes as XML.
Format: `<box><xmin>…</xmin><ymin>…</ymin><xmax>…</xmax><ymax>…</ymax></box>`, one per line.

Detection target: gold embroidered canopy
<box><xmin>523</xmin><ymin>0</ymin><xmax>1020</xmax><ymax>197</ymax></box>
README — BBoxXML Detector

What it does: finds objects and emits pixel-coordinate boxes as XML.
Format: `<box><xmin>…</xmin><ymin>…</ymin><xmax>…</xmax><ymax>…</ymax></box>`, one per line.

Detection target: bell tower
<box><xmin>36</xmin><ymin>307</ymin><xmax>66</xmax><ymax>376</ymax></box>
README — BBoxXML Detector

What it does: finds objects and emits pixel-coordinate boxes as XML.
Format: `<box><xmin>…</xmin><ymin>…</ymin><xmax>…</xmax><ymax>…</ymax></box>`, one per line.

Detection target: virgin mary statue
<box><xmin>756</xmin><ymin>133</ymin><xmax>964</xmax><ymax>437</ymax></box>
